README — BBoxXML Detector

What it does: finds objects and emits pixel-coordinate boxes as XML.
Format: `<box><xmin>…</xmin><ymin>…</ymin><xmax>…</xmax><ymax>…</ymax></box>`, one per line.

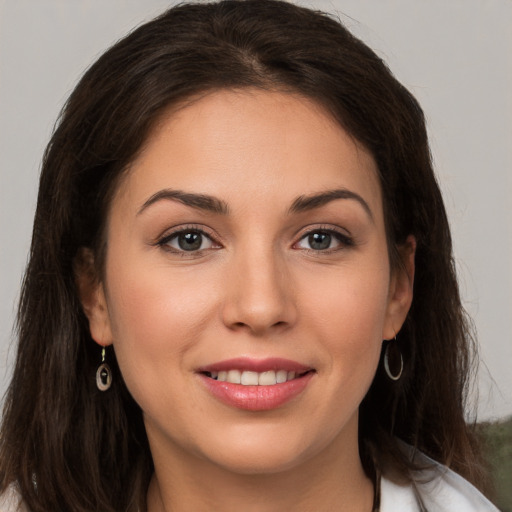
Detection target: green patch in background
<box><xmin>478</xmin><ymin>417</ymin><xmax>512</xmax><ymax>512</ymax></box>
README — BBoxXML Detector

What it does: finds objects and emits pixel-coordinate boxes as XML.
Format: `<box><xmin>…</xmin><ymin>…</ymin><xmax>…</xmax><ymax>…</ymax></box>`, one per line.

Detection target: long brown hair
<box><xmin>0</xmin><ymin>1</ymin><xmax>487</xmax><ymax>510</ymax></box>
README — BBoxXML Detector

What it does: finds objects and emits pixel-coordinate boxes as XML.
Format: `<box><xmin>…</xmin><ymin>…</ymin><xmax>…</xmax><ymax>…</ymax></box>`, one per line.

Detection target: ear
<box><xmin>382</xmin><ymin>235</ymin><xmax>416</xmax><ymax>340</ymax></box>
<box><xmin>74</xmin><ymin>248</ymin><xmax>113</xmax><ymax>347</ymax></box>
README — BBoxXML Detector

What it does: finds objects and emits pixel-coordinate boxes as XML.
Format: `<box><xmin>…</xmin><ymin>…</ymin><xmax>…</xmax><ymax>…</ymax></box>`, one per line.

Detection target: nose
<box><xmin>221</xmin><ymin>246</ymin><xmax>297</xmax><ymax>336</ymax></box>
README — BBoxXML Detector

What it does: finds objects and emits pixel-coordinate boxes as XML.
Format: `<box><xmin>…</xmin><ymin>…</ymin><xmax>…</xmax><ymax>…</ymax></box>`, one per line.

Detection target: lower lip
<box><xmin>199</xmin><ymin>372</ymin><xmax>314</xmax><ymax>411</ymax></box>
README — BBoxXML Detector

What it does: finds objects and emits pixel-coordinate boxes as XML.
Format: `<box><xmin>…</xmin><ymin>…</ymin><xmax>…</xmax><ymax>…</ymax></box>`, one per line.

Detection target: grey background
<box><xmin>1</xmin><ymin>0</ymin><xmax>511</xmax><ymax>420</ymax></box>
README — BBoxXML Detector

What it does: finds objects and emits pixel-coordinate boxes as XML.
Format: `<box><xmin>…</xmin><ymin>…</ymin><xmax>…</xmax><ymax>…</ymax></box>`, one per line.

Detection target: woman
<box><xmin>0</xmin><ymin>1</ymin><xmax>499</xmax><ymax>511</ymax></box>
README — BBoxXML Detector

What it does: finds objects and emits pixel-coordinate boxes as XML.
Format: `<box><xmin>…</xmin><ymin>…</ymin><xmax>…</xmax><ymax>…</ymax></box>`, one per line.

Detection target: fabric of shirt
<box><xmin>0</xmin><ymin>486</ymin><xmax>29</xmax><ymax>512</ymax></box>
<box><xmin>380</xmin><ymin>449</ymin><xmax>499</xmax><ymax>512</ymax></box>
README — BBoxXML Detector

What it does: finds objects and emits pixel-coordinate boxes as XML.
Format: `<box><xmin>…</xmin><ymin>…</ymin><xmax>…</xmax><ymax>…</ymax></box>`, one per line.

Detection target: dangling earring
<box><xmin>96</xmin><ymin>346</ymin><xmax>112</xmax><ymax>391</ymax></box>
<box><xmin>383</xmin><ymin>337</ymin><xmax>403</xmax><ymax>381</ymax></box>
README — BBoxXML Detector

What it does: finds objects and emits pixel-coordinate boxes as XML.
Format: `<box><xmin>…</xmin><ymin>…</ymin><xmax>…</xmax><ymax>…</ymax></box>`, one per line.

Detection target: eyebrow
<box><xmin>138</xmin><ymin>189</ymin><xmax>229</xmax><ymax>215</ymax></box>
<box><xmin>289</xmin><ymin>189</ymin><xmax>374</xmax><ymax>221</ymax></box>
<box><xmin>138</xmin><ymin>187</ymin><xmax>373</xmax><ymax>220</ymax></box>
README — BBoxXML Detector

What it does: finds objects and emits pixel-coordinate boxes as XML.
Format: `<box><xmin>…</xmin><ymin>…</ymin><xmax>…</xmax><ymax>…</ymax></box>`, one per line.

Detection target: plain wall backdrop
<box><xmin>0</xmin><ymin>0</ymin><xmax>511</xmax><ymax>420</ymax></box>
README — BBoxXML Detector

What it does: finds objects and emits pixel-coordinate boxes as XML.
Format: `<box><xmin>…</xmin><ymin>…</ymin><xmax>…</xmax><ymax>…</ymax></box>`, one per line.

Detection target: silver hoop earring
<box><xmin>383</xmin><ymin>338</ymin><xmax>403</xmax><ymax>381</ymax></box>
<box><xmin>96</xmin><ymin>347</ymin><xmax>112</xmax><ymax>391</ymax></box>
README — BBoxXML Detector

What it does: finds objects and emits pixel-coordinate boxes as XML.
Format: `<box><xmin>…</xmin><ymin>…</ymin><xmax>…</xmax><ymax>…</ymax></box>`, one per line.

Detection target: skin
<box><xmin>80</xmin><ymin>89</ymin><xmax>415</xmax><ymax>512</ymax></box>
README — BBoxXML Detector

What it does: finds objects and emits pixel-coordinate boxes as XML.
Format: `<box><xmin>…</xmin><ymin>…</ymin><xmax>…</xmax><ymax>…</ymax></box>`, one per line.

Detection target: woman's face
<box><xmin>83</xmin><ymin>89</ymin><xmax>414</xmax><ymax>475</ymax></box>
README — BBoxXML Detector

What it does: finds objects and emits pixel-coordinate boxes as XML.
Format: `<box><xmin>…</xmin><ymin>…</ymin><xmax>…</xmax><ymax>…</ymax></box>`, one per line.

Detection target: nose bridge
<box><xmin>222</xmin><ymin>239</ymin><xmax>296</xmax><ymax>334</ymax></box>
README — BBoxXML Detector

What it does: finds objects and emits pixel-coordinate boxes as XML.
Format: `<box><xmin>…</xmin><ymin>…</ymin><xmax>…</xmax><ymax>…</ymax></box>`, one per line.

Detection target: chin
<box><xmin>198</xmin><ymin>424</ymin><xmax>325</xmax><ymax>476</ymax></box>
<box><xmin>210</xmin><ymin>448</ymin><xmax>309</xmax><ymax>476</ymax></box>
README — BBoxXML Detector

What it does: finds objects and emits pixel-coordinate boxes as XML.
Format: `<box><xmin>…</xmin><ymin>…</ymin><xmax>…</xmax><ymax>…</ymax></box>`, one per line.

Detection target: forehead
<box><xmin>113</xmin><ymin>89</ymin><xmax>383</xmax><ymax>220</ymax></box>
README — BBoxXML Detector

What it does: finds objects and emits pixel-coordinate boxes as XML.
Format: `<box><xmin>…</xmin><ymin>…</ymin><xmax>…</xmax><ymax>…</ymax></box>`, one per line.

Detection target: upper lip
<box><xmin>197</xmin><ymin>357</ymin><xmax>313</xmax><ymax>374</ymax></box>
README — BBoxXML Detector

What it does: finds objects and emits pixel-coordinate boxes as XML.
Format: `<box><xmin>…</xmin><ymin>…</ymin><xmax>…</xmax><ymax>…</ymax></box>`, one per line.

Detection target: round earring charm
<box><xmin>96</xmin><ymin>347</ymin><xmax>112</xmax><ymax>391</ymax></box>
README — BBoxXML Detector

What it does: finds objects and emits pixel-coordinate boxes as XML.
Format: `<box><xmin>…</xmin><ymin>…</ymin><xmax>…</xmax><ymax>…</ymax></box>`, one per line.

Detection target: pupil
<box><xmin>309</xmin><ymin>232</ymin><xmax>331</xmax><ymax>250</ymax></box>
<box><xmin>178</xmin><ymin>232</ymin><xmax>202</xmax><ymax>251</ymax></box>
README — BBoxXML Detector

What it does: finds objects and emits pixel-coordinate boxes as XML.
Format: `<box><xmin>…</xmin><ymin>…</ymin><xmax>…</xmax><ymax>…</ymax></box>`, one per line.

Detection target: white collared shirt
<box><xmin>380</xmin><ymin>450</ymin><xmax>499</xmax><ymax>512</ymax></box>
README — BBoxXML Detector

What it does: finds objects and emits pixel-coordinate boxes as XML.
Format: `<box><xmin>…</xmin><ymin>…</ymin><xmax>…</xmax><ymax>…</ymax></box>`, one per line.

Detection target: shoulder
<box><xmin>380</xmin><ymin>448</ymin><xmax>499</xmax><ymax>512</ymax></box>
<box><xmin>0</xmin><ymin>485</ymin><xmax>30</xmax><ymax>512</ymax></box>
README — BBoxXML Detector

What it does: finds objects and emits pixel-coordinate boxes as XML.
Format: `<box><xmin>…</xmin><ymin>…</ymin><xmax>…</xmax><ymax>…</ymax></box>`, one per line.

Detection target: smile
<box><xmin>197</xmin><ymin>358</ymin><xmax>315</xmax><ymax>411</ymax></box>
<box><xmin>205</xmin><ymin>369</ymin><xmax>307</xmax><ymax>385</ymax></box>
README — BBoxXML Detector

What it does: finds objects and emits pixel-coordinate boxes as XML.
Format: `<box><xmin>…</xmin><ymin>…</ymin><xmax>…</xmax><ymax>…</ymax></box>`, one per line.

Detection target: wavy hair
<box><xmin>0</xmin><ymin>1</ymin><xmax>487</xmax><ymax>510</ymax></box>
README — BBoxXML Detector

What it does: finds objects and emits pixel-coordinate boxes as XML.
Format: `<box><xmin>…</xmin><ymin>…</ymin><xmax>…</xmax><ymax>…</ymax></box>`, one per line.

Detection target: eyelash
<box><xmin>155</xmin><ymin>225</ymin><xmax>354</xmax><ymax>256</ymax></box>
<box><xmin>156</xmin><ymin>225</ymin><xmax>220</xmax><ymax>256</ymax></box>
<box><xmin>294</xmin><ymin>227</ymin><xmax>354</xmax><ymax>254</ymax></box>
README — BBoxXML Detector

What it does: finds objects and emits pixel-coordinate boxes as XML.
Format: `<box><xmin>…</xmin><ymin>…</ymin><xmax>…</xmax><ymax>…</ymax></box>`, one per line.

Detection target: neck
<box><xmin>146</xmin><ymin>421</ymin><xmax>374</xmax><ymax>512</ymax></box>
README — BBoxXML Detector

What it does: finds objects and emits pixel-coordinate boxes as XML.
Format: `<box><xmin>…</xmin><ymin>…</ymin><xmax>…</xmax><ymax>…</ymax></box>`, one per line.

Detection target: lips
<box><xmin>198</xmin><ymin>356</ymin><xmax>311</xmax><ymax>373</ymax></box>
<box><xmin>197</xmin><ymin>357</ymin><xmax>315</xmax><ymax>411</ymax></box>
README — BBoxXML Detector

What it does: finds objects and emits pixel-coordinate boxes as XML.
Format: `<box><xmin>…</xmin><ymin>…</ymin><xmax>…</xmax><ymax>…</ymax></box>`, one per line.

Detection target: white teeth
<box><xmin>212</xmin><ymin>369</ymin><xmax>306</xmax><ymax>385</ymax></box>
<box><xmin>241</xmin><ymin>371</ymin><xmax>259</xmax><ymax>385</ymax></box>
<box><xmin>276</xmin><ymin>370</ymin><xmax>288</xmax><ymax>383</ymax></box>
<box><xmin>258</xmin><ymin>371</ymin><xmax>276</xmax><ymax>385</ymax></box>
<box><xmin>227</xmin><ymin>369</ymin><xmax>241</xmax><ymax>384</ymax></box>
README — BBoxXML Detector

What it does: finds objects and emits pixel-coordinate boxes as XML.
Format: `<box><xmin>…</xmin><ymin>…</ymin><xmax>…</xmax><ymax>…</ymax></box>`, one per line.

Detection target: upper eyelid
<box><xmin>293</xmin><ymin>223</ymin><xmax>353</xmax><ymax>240</ymax></box>
<box><xmin>159</xmin><ymin>231</ymin><xmax>212</xmax><ymax>247</ymax></box>
<box><xmin>157</xmin><ymin>224</ymin><xmax>220</xmax><ymax>243</ymax></box>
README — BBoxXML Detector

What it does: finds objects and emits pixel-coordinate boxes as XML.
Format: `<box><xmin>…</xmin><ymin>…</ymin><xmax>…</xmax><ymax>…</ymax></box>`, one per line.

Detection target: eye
<box><xmin>159</xmin><ymin>229</ymin><xmax>217</xmax><ymax>252</ymax></box>
<box><xmin>295</xmin><ymin>229</ymin><xmax>352</xmax><ymax>251</ymax></box>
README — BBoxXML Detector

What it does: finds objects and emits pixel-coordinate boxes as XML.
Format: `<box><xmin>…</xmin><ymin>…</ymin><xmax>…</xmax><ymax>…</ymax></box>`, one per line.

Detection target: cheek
<box><xmin>103</xmin><ymin>256</ymin><xmax>219</xmax><ymax>396</ymax></box>
<box><xmin>306</xmin><ymin>261</ymin><xmax>390</xmax><ymax>327</ymax></box>
<box><xmin>301</xmin><ymin>263</ymin><xmax>389</xmax><ymax>374</ymax></box>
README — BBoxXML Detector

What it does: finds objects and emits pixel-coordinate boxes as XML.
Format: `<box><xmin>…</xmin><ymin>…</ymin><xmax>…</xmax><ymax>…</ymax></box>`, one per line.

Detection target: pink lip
<box><xmin>197</xmin><ymin>357</ymin><xmax>312</xmax><ymax>373</ymax></box>
<box><xmin>197</xmin><ymin>357</ymin><xmax>315</xmax><ymax>411</ymax></box>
